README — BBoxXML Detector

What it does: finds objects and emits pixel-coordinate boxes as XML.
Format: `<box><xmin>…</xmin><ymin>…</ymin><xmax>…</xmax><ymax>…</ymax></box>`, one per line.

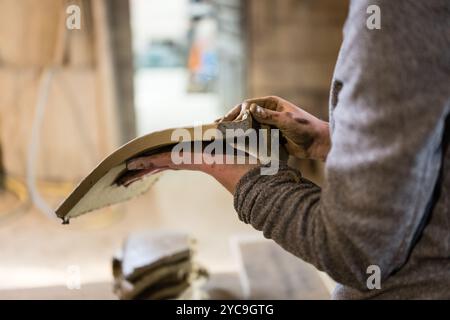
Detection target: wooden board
<box><xmin>0</xmin><ymin>0</ymin><xmax>134</xmax><ymax>183</ymax></box>
<box><xmin>0</xmin><ymin>68</ymin><xmax>104</xmax><ymax>181</ymax></box>
<box><xmin>0</xmin><ymin>0</ymin><xmax>94</xmax><ymax>68</ymax></box>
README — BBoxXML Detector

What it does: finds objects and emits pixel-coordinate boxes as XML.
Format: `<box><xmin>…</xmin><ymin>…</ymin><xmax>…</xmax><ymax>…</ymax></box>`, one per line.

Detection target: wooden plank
<box><xmin>66</xmin><ymin>0</ymin><xmax>95</xmax><ymax>68</ymax></box>
<box><xmin>0</xmin><ymin>68</ymin><xmax>103</xmax><ymax>181</ymax></box>
<box><xmin>0</xmin><ymin>0</ymin><xmax>135</xmax><ymax>183</ymax></box>
<box><xmin>0</xmin><ymin>0</ymin><xmax>94</xmax><ymax>68</ymax></box>
<box><xmin>91</xmin><ymin>0</ymin><xmax>136</xmax><ymax>150</ymax></box>
<box><xmin>106</xmin><ymin>0</ymin><xmax>136</xmax><ymax>143</ymax></box>
<box><xmin>0</xmin><ymin>131</ymin><xmax>3</xmax><ymax>187</ymax></box>
<box><xmin>92</xmin><ymin>0</ymin><xmax>121</xmax><ymax>156</ymax></box>
<box><xmin>0</xmin><ymin>0</ymin><xmax>60</xmax><ymax>67</ymax></box>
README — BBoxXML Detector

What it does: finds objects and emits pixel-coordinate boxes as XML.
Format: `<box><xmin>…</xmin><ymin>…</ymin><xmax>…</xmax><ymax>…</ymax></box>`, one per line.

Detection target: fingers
<box><xmin>118</xmin><ymin>167</ymin><xmax>168</xmax><ymax>187</ymax></box>
<box><xmin>235</xmin><ymin>96</ymin><xmax>283</xmax><ymax>121</ymax></box>
<box><xmin>127</xmin><ymin>151</ymin><xmax>203</xmax><ymax>172</ymax></box>
<box><xmin>235</xmin><ymin>101</ymin><xmax>250</xmax><ymax>121</ymax></box>
<box><xmin>217</xmin><ymin>96</ymin><xmax>281</xmax><ymax>123</ymax></box>
<box><xmin>216</xmin><ymin>104</ymin><xmax>242</xmax><ymax>123</ymax></box>
<box><xmin>127</xmin><ymin>152</ymin><xmax>173</xmax><ymax>170</ymax></box>
<box><xmin>249</xmin><ymin>103</ymin><xmax>282</xmax><ymax>126</ymax></box>
<box><xmin>244</xmin><ymin>96</ymin><xmax>279</xmax><ymax>111</ymax></box>
<box><xmin>123</xmin><ymin>153</ymin><xmax>173</xmax><ymax>187</ymax></box>
<box><xmin>127</xmin><ymin>156</ymin><xmax>152</xmax><ymax>170</ymax></box>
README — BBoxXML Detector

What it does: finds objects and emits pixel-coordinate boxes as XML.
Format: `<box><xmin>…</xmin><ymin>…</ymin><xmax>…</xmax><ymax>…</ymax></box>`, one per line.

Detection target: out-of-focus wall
<box><xmin>245</xmin><ymin>0</ymin><xmax>349</xmax><ymax>183</ymax></box>
<box><xmin>130</xmin><ymin>0</ymin><xmax>189</xmax><ymax>53</ymax></box>
<box><xmin>214</xmin><ymin>0</ymin><xmax>247</xmax><ymax>112</ymax></box>
<box><xmin>246</xmin><ymin>0</ymin><xmax>348</xmax><ymax>120</ymax></box>
<box><xmin>0</xmin><ymin>0</ymin><xmax>135</xmax><ymax>183</ymax></box>
<box><xmin>0</xmin><ymin>0</ymin><xmax>98</xmax><ymax>182</ymax></box>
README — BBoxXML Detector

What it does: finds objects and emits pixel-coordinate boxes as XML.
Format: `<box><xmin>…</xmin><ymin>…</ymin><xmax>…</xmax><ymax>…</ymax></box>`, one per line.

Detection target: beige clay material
<box><xmin>55</xmin><ymin>114</ymin><xmax>270</xmax><ymax>223</ymax></box>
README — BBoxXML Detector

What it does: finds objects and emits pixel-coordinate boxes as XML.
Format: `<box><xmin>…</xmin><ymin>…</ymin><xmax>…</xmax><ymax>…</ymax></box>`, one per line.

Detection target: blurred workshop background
<box><xmin>0</xmin><ymin>0</ymin><xmax>348</xmax><ymax>299</ymax></box>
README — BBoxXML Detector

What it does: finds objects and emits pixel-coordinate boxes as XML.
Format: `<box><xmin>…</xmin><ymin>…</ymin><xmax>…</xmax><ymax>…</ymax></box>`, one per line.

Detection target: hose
<box><xmin>26</xmin><ymin>68</ymin><xmax>58</xmax><ymax>220</ymax></box>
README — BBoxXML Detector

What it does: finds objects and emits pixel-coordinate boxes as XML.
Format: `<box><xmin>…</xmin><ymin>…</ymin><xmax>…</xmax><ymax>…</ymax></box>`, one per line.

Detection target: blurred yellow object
<box><xmin>67</xmin><ymin>206</ymin><xmax>125</xmax><ymax>230</ymax></box>
<box><xmin>4</xmin><ymin>176</ymin><xmax>28</xmax><ymax>202</ymax></box>
<box><xmin>2</xmin><ymin>175</ymin><xmax>123</xmax><ymax>228</ymax></box>
<box><xmin>4</xmin><ymin>175</ymin><xmax>76</xmax><ymax>201</ymax></box>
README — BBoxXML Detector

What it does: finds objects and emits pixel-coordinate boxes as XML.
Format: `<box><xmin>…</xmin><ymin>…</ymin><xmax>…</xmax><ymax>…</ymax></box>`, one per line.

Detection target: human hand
<box><xmin>122</xmin><ymin>152</ymin><xmax>259</xmax><ymax>194</ymax></box>
<box><xmin>217</xmin><ymin>96</ymin><xmax>331</xmax><ymax>161</ymax></box>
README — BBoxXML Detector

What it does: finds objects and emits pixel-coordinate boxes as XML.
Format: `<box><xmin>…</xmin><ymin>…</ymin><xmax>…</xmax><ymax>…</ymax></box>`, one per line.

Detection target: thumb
<box><xmin>127</xmin><ymin>157</ymin><xmax>153</xmax><ymax>170</ymax></box>
<box><xmin>249</xmin><ymin>103</ymin><xmax>281</xmax><ymax>126</ymax></box>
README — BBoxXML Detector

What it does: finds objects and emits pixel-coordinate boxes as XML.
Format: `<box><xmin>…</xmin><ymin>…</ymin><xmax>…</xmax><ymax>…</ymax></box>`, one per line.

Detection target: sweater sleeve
<box><xmin>233</xmin><ymin>0</ymin><xmax>450</xmax><ymax>291</ymax></box>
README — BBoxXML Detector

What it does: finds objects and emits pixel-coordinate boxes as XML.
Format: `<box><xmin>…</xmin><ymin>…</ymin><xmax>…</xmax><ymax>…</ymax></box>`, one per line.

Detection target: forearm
<box><xmin>231</xmin><ymin>162</ymin><xmax>395</xmax><ymax>291</ymax></box>
<box><xmin>310</xmin><ymin>120</ymin><xmax>331</xmax><ymax>161</ymax></box>
<box><xmin>233</xmin><ymin>163</ymin><xmax>324</xmax><ymax>261</ymax></box>
<box><xmin>232</xmin><ymin>161</ymin><xmax>422</xmax><ymax>291</ymax></box>
<box><xmin>204</xmin><ymin>163</ymin><xmax>259</xmax><ymax>194</ymax></box>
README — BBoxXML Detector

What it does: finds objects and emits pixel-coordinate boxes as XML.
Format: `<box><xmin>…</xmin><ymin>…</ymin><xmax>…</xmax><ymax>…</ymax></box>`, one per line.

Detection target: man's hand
<box><xmin>217</xmin><ymin>96</ymin><xmax>331</xmax><ymax>161</ymax></box>
<box><xmin>124</xmin><ymin>152</ymin><xmax>258</xmax><ymax>194</ymax></box>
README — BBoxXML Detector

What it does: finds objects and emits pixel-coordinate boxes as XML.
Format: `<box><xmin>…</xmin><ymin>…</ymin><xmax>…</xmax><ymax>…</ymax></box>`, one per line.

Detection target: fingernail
<box><xmin>256</xmin><ymin>106</ymin><xmax>266</xmax><ymax>118</ymax></box>
<box><xmin>128</xmin><ymin>160</ymin><xmax>149</xmax><ymax>170</ymax></box>
<box><xmin>127</xmin><ymin>161</ymin><xmax>138</xmax><ymax>170</ymax></box>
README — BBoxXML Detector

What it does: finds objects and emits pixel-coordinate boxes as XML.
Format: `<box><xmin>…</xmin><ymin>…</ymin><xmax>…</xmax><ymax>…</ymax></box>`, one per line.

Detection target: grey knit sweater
<box><xmin>234</xmin><ymin>0</ymin><xmax>450</xmax><ymax>299</ymax></box>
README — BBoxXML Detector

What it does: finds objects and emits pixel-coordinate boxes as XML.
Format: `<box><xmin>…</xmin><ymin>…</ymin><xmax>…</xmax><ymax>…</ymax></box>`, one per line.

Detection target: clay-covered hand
<box><xmin>217</xmin><ymin>96</ymin><xmax>331</xmax><ymax>161</ymax></box>
<box><xmin>123</xmin><ymin>152</ymin><xmax>258</xmax><ymax>194</ymax></box>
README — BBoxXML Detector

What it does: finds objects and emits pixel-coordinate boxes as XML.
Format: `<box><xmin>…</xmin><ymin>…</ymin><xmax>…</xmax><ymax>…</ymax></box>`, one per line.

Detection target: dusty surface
<box><xmin>0</xmin><ymin>171</ymin><xmax>260</xmax><ymax>292</ymax></box>
<box><xmin>0</xmin><ymin>282</ymin><xmax>116</xmax><ymax>300</ymax></box>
